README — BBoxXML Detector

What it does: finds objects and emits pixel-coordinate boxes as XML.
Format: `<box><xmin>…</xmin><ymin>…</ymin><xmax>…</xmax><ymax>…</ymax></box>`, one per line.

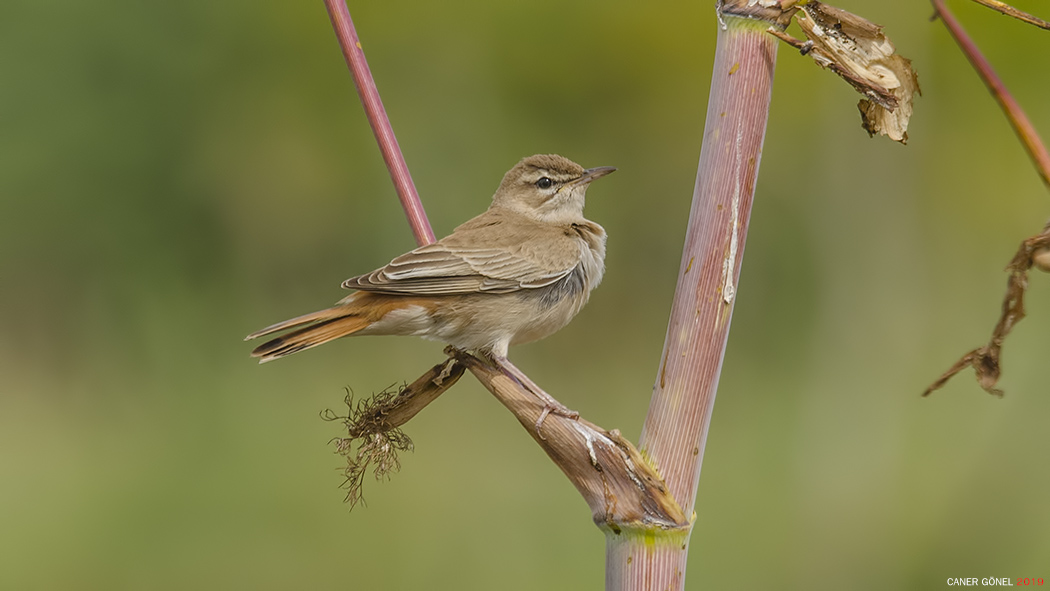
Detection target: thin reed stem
<box><xmin>323</xmin><ymin>0</ymin><xmax>436</xmax><ymax>245</ymax></box>
<box><xmin>932</xmin><ymin>0</ymin><xmax>1050</xmax><ymax>190</ymax></box>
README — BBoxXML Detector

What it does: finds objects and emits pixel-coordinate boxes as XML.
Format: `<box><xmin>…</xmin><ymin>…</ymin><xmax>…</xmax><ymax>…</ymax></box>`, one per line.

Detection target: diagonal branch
<box><xmin>451</xmin><ymin>349</ymin><xmax>689</xmax><ymax>530</ymax></box>
<box><xmin>932</xmin><ymin>0</ymin><xmax>1050</xmax><ymax>190</ymax></box>
<box><xmin>323</xmin><ymin>0</ymin><xmax>435</xmax><ymax>246</ymax></box>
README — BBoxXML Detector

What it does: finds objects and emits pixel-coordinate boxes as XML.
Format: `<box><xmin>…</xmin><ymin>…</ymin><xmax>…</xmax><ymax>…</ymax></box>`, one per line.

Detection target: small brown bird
<box><xmin>246</xmin><ymin>154</ymin><xmax>614</xmax><ymax>363</ymax></box>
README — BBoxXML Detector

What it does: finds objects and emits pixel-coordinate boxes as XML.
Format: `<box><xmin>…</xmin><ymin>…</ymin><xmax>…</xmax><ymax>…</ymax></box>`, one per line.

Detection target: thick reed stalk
<box><xmin>608</xmin><ymin>10</ymin><xmax>785</xmax><ymax>590</ymax></box>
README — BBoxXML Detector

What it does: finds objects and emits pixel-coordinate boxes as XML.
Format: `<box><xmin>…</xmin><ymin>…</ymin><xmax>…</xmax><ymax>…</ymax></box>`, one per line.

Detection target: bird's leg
<box><xmin>490</xmin><ymin>355</ymin><xmax>580</xmax><ymax>434</ymax></box>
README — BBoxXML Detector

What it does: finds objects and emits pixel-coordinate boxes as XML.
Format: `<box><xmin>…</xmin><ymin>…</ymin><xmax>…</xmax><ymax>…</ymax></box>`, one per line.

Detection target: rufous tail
<box><xmin>246</xmin><ymin>306</ymin><xmax>371</xmax><ymax>363</ymax></box>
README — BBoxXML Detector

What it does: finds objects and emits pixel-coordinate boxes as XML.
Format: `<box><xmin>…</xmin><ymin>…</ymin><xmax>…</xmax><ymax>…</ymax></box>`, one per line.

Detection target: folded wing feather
<box><xmin>343</xmin><ymin>212</ymin><xmax>582</xmax><ymax>296</ymax></box>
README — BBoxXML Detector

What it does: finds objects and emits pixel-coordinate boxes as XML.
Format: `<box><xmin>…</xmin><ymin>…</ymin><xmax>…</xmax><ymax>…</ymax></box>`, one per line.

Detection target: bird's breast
<box><xmin>509</xmin><ymin>230</ymin><xmax>605</xmax><ymax>346</ymax></box>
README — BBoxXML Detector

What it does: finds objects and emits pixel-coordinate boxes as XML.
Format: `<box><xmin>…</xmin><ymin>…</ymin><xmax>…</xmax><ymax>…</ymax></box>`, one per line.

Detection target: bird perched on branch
<box><xmin>246</xmin><ymin>154</ymin><xmax>615</xmax><ymax>363</ymax></box>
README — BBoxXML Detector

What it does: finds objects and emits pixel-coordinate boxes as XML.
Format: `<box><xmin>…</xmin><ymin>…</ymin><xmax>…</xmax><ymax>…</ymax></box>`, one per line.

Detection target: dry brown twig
<box><xmin>968</xmin><ymin>0</ymin><xmax>1050</xmax><ymax>30</ymax></box>
<box><xmin>923</xmin><ymin>225</ymin><xmax>1050</xmax><ymax>397</ymax></box>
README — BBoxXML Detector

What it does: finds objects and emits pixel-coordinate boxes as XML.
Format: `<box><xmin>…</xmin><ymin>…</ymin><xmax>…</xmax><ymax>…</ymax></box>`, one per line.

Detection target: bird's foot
<box><xmin>535</xmin><ymin>401</ymin><xmax>580</xmax><ymax>438</ymax></box>
<box><xmin>486</xmin><ymin>354</ymin><xmax>580</xmax><ymax>438</ymax></box>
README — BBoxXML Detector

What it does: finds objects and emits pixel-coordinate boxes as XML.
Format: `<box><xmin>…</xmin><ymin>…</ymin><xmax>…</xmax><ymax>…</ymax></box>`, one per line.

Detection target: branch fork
<box><xmin>332</xmin><ymin>349</ymin><xmax>689</xmax><ymax>530</ymax></box>
<box><xmin>451</xmin><ymin>349</ymin><xmax>689</xmax><ymax>530</ymax></box>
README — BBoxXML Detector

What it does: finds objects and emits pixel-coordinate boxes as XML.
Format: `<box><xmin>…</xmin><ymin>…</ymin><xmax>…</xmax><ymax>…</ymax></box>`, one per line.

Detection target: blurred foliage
<box><xmin>2</xmin><ymin>0</ymin><xmax>1048</xmax><ymax>589</ymax></box>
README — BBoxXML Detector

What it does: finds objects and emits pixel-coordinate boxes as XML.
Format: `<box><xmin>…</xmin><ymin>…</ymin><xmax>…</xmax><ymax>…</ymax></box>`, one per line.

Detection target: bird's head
<box><xmin>491</xmin><ymin>154</ymin><xmax>615</xmax><ymax>224</ymax></box>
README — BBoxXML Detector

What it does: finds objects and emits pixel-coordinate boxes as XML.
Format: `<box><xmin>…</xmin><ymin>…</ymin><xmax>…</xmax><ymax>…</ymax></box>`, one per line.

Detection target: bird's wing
<box><xmin>342</xmin><ymin>213</ymin><xmax>582</xmax><ymax>295</ymax></box>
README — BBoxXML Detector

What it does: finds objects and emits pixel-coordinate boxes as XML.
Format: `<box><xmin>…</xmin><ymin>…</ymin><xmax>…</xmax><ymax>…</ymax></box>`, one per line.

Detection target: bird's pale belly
<box><xmin>366</xmin><ymin>281</ymin><xmax>591</xmax><ymax>356</ymax></box>
<box><xmin>509</xmin><ymin>292</ymin><xmax>590</xmax><ymax>346</ymax></box>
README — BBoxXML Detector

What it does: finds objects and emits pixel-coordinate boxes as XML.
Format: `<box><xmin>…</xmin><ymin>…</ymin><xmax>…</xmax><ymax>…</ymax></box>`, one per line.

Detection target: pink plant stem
<box><xmin>932</xmin><ymin>0</ymin><xmax>1050</xmax><ymax>190</ymax></box>
<box><xmin>323</xmin><ymin>0</ymin><xmax>436</xmax><ymax>245</ymax></box>
<box><xmin>609</xmin><ymin>17</ymin><xmax>779</xmax><ymax>590</ymax></box>
<box><xmin>644</xmin><ymin>15</ymin><xmax>776</xmax><ymax>521</ymax></box>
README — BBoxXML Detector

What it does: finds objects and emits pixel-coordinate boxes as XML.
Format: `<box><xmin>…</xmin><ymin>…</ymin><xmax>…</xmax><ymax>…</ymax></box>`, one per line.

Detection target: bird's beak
<box><xmin>572</xmin><ymin>166</ymin><xmax>617</xmax><ymax>187</ymax></box>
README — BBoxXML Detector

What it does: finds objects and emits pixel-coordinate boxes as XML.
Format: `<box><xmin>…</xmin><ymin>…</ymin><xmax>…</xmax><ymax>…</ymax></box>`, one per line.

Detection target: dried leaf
<box><xmin>795</xmin><ymin>2</ymin><xmax>920</xmax><ymax>143</ymax></box>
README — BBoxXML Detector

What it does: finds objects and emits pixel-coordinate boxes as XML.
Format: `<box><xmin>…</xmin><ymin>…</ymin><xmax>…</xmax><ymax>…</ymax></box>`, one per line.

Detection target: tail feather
<box><xmin>245</xmin><ymin>307</ymin><xmax>350</xmax><ymax>341</ymax></box>
<box><xmin>250</xmin><ymin>313</ymin><xmax>371</xmax><ymax>363</ymax></box>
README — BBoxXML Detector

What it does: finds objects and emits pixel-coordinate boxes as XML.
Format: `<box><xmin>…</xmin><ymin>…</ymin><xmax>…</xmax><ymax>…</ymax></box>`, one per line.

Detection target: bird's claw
<box><xmin>534</xmin><ymin>403</ymin><xmax>580</xmax><ymax>440</ymax></box>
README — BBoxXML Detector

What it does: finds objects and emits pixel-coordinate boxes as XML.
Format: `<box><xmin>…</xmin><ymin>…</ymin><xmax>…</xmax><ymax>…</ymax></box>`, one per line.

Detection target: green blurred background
<box><xmin>2</xmin><ymin>0</ymin><xmax>1048</xmax><ymax>589</ymax></box>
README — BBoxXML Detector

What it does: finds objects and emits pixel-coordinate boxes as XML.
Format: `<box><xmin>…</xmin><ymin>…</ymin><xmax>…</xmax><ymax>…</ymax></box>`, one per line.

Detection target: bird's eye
<box><xmin>536</xmin><ymin>177</ymin><xmax>554</xmax><ymax>190</ymax></box>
